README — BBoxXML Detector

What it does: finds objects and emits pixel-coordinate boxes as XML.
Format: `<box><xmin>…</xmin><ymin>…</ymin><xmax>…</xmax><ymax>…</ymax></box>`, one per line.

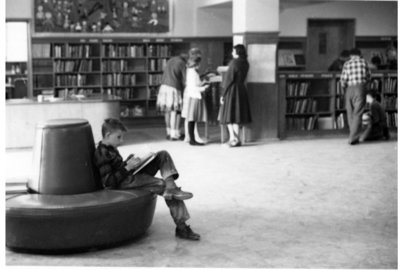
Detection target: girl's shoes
<box><xmin>229</xmin><ymin>139</ymin><xmax>241</xmax><ymax>147</ymax></box>
<box><xmin>189</xmin><ymin>141</ymin><xmax>205</xmax><ymax>146</ymax></box>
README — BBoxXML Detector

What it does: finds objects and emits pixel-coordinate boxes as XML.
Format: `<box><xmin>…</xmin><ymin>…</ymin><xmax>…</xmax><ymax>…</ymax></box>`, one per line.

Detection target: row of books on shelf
<box><xmin>33</xmin><ymin>77</ymin><xmax>52</xmax><ymax>88</ymax></box>
<box><xmin>33</xmin><ymin>60</ymin><xmax>53</xmax><ymax>73</ymax></box>
<box><xmin>102</xmin><ymin>44</ymin><xmax>145</xmax><ymax>58</ymax></box>
<box><xmin>103</xmin><ymin>74</ymin><xmax>138</xmax><ymax>87</ymax></box>
<box><xmin>286</xmin><ymin>81</ymin><xmax>310</xmax><ymax>96</ymax></box>
<box><xmin>335</xmin><ymin>81</ymin><xmax>345</xmax><ymax>95</ymax></box>
<box><xmin>383</xmin><ymin>96</ymin><xmax>397</xmax><ymax>109</ymax></box>
<box><xmin>335</xmin><ymin>96</ymin><xmax>345</xmax><ymax>110</ymax></box>
<box><xmin>287</xmin><ymin>115</ymin><xmax>347</xmax><ymax>131</ymax></box>
<box><xmin>333</xmin><ymin>113</ymin><xmax>346</xmax><ymax>129</ymax></box>
<box><xmin>383</xmin><ymin>78</ymin><xmax>397</xmax><ymax>93</ymax></box>
<box><xmin>32</xmin><ymin>44</ymin><xmax>51</xmax><ymax>58</ymax></box>
<box><xmin>54</xmin><ymin>44</ymin><xmax>96</xmax><ymax>58</ymax></box>
<box><xmin>148</xmin><ymin>59</ymin><xmax>167</xmax><ymax>72</ymax></box>
<box><xmin>55</xmin><ymin>74</ymin><xmax>96</xmax><ymax>86</ymax></box>
<box><xmin>386</xmin><ymin>112</ymin><xmax>397</xmax><ymax>128</ymax></box>
<box><xmin>286</xmin><ymin>98</ymin><xmax>317</xmax><ymax>114</ymax></box>
<box><xmin>148</xmin><ymin>74</ymin><xmax>163</xmax><ymax>85</ymax></box>
<box><xmin>54</xmin><ymin>60</ymin><xmax>96</xmax><ymax>73</ymax></box>
<box><xmin>286</xmin><ymin>116</ymin><xmax>318</xmax><ymax>131</ymax></box>
<box><xmin>334</xmin><ymin>78</ymin><xmax>398</xmax><ymax>95</ymax></box>
<box><xmin>101</xmin><ymin>60</ymin><xmax>131</xmax><ymax>72</ymax></box>
<box><xmin>148</xmin><ymin>45</ymin><xmax>171</xmax><ymax>57</ymax></box>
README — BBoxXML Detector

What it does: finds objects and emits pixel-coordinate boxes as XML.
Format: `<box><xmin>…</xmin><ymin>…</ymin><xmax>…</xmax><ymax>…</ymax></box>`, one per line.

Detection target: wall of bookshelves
<box><xmin>278</xmin><ymin>71</ymin><xmax>397</xmax><ymax>139</ymax></box>
<box><xmin>32</xmin><ymin>38</ymin><xmax>173</xmax><ymax>118</ymax></box>
<box><xmin>31</xmin><ymin>37</ymin><xmax>229</xmax><ymax>120</ymax></box>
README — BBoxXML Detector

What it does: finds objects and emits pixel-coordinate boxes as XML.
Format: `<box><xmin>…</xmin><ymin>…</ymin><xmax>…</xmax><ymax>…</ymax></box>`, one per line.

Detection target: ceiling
<box><xmin>198</xmin><ymin>0</ymin><xmax>372</xmax><ymax>11</ymax></box>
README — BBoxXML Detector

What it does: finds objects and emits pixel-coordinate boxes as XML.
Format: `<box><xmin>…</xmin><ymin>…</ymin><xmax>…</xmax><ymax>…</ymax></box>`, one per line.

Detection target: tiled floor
<box><xmin>5</xmin><ymin>126</ymin><xmax>398</xmax><ymax>268</ymax></box>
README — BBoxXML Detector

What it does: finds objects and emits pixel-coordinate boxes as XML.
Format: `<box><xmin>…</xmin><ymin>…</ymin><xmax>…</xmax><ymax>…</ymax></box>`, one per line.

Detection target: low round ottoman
<box><xmin>6</xmin><ymin>118</ymin><xmax>157</xmax><ymax>253</ymax></box>
<box><xmin>6</xmin><ymin>190</ymin><xmax>157</xmax><ymax>253</ymax></box>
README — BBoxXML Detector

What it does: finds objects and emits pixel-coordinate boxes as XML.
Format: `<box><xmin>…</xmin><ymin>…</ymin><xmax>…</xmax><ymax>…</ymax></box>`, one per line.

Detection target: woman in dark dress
<box><xmin>218</xmin><ymin>44</ymin><xmax>252</xmax><ymax>147</ymax></box>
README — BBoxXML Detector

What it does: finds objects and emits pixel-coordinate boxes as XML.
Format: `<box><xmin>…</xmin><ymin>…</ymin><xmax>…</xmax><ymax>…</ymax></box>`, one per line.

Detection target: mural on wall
<box><xmin>34</xmin><ymin>0</ymin><xmax>170</xmax><ymax>33</ymax></box>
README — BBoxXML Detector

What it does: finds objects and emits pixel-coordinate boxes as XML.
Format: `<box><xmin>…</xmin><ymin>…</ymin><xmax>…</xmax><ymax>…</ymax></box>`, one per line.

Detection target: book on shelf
<box><xmin>384</xmin><ymin>78</ymin><xmax>397</xmax><ymax>93</ymax></box>
<box><xmin>335</xmin><ymin>80</ymin><xmax>345</xmax><ymax>95</ymax></box>
<box><xmin>334</xmin><ymin>113</ymin><xmax>346</xmax><ymax>129</ymax></box>
<box><xmin>335</xmin><ymin>96</ymin><xmax>345</xmax><ymax>109</ymax></box>
<box><xmin>278</xmin><ymin>51</ymin><xmax>296</xmax><ymax>66</ymax></box>
<box><xmin>286</xmin><ymin>116</ymin><xmax>317</xmax><ymax>130</ymax></box>
<box><xmin>386</xmin><ymin>112</ymin><xmax>398</xmax><ymax>128</ymax></box>
<box><xmin>383</xmin><ymin>96</ymin><xmax>398</xmax><ymax>110</ymax></box>
<box><xmin>287</xmin><ymin>98</ymin><xmax>317</xmax><ymax>114</ymax></box>
<box><xmin>287</xmin><ymin>81</ymin><xmax>310</xmax><ymax>96</ymax></box>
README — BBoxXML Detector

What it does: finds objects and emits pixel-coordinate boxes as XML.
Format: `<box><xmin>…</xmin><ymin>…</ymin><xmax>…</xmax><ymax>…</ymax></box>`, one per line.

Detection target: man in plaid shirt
<box><xmin>340</xmin><ymin>48</ymin><xmax>371</xmax><ymax>144</ymax></box>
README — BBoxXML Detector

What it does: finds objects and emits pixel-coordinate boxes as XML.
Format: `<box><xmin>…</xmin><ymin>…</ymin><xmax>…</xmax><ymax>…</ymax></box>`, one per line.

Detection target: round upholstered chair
<box><xmin>6</xmin><ymin>119</ymin><xmax>157</xmax><ymax>253</ymax></box>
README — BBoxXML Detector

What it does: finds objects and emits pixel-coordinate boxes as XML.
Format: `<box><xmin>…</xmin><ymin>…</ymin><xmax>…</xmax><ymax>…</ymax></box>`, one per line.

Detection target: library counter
<box><xmin>6</xmin><ymin>97</ymin><xmax>120</xmax><ymax>148</ymax></box>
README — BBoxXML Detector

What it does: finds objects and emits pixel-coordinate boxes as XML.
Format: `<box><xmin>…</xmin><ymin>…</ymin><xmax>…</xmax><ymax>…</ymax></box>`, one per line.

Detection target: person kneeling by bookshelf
<box><xmin>359</xmin><ymin>90</ymin><xmax>390</xmax><ymax>143</ymax></box>
<box><xmin>94</xmin><ymin>118</ymin><xmax>200</xmax><ymax>241</ymax></box>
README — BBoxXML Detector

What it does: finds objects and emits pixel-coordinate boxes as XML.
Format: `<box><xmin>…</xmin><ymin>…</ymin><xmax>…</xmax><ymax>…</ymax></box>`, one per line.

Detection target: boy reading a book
<box><xmin>93</xmin><ymin>118</ymin><xmax>200</xmax><ymax>240</ymax></box>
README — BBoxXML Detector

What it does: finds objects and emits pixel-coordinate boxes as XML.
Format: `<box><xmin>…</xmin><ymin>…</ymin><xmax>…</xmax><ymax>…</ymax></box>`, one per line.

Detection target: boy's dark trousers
<box><xmin>119</xmin><ymin>150</ymin><xmax>190</xmax><ymax>225</ymax></box>
<box><xmin>345</xmin><ymin>84</ymin><xmax>366</xmax><ymax>143</ymax></box>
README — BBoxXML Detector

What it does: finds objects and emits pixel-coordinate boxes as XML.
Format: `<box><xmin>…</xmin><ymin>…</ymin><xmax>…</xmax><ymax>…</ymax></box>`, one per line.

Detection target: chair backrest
<box><xmin>28</xmin><ymin>119</ymin><xmax>101</xmax><ymax>195</ymax></box>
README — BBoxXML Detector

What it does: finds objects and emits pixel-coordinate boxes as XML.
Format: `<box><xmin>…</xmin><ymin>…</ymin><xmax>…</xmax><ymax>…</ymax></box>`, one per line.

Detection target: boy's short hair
<box><xmin>349</xmin><ymin>48</ymin><xmax>361</xmax><ymax>56</ymax></box>
<box><xmin>101</xmin><ymin>118</ymin><xmax>127</xmax><ymax>137</ymax></box>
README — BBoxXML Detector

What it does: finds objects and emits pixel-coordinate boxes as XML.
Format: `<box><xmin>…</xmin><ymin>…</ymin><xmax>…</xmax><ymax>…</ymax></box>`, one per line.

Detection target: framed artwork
<box><xmin>34</xmin><ymin>0</ymin><xmax>170</xmax><ymax>33</ymax></box>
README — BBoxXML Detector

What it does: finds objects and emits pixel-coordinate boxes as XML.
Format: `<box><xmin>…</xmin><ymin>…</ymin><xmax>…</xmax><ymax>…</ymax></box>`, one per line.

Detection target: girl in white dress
<box><xmin>181</xmin><ymin>53</ymin><xmax>209</xmax><ymax>146</ymax></box>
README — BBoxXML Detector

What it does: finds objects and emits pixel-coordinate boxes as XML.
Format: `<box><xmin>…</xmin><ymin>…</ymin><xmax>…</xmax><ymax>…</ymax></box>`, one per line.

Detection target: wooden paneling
<box><xmin>246</xmin><ymin>83</ymin><xmax>278</xmax><ymax>140</ymax></box>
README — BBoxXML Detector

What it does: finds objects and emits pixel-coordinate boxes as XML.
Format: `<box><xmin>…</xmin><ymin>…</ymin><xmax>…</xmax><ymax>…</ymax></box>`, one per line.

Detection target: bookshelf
<box><xmin>31</xmin><ymin>38</ymin><xmax>179</xmax><ymax>118</ymax></box>
<box><xmin>367</xmin><ymin>71</ymin><xmax>398</xmax><ymax>130</ymax></box>
<box><xmin>278</xmin><ymin>71</ymin><xmax>398</xmax><ymax>139</ymax></box>
<box><xmin>5</xmin><ymin>62</ymin><xmax>28</xmax><ymax>99</ymax></box>
<box><xmin>30</xmin><ymin>37</ymin><xmax>229</xmax><ymax>119</ymax></box>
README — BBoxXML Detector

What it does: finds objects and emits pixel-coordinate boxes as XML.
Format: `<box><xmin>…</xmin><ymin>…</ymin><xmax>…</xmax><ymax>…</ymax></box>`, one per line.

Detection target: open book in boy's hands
<box><xmin>125</xmin><ymin>150</ymin><xmax>156</xmax><ymax>175</ymax></box>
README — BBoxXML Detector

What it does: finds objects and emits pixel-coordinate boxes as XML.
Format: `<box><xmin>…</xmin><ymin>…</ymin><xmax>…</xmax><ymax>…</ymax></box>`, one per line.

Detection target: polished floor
<box><xmin>5</xmin><ymin>125</ymin><xmax>398</xmax><ymax>268</ymax></box>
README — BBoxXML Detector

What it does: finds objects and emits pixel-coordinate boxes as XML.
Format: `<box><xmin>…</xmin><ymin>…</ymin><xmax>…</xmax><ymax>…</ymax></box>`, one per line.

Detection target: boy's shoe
<box><xmin>163</xmin><ymin>187</ymin><xmax>193</xmax><ymax>200</ymax></box>
<box><xmin>176</xmin><ymin>225</ymin><xmax>200</xmax><ymax>241</ymax></box>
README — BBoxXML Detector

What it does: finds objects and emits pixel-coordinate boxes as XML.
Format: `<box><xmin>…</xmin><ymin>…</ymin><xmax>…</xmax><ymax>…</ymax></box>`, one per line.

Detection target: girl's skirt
<box><xmin>182</xmin><ymin>96</ymin><xmax>207</xmax><ymax>122</ymax></box>
<box><xmin>156</xmin><ymin>85</ymin><xmax>183</xmax><ymax>112</ymax></box>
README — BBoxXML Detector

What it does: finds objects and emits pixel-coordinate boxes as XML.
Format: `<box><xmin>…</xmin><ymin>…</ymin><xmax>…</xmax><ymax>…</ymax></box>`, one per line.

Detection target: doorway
<box><xmin>306</xmin><ymin>19</ymin><xmax>355</xmax><ymax>71</ymax></box>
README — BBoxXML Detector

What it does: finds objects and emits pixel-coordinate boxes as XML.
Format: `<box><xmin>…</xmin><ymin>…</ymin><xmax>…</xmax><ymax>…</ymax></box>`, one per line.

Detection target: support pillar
<box><xmin>232</xmin><ymin>0</ymin><xmax>280</xmax><ymax>140</ymax></box>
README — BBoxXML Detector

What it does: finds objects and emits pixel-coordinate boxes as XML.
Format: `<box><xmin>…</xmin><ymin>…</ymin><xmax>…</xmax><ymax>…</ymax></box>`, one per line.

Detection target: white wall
<box><xmin>5</xmin><ymin>0</ymin><xmax>398</xmax><ymax>37</ymax></box>
<box><xmin>195</xmin><ymin>5</ymin><xmax>232</xmax><ymax>36</ymax></box>
<box><xmin>279</xmin><ymin>1</ymin><xmax>398</xmax><ymax>37</ymax></box>
<box><xmin>6</xmin><ymin>0</ymin><xmax>32</xmax><ymax>19</ymax></box>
